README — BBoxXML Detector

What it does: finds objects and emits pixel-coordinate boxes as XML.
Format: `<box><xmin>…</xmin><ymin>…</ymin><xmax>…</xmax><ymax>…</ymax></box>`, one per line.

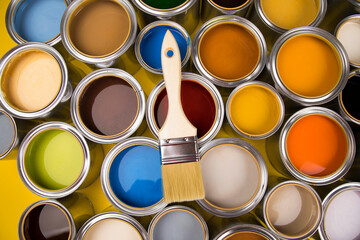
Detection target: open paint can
<box><xmin>18</xmin><ymin>122</ymin><xmax>93</xmax><ymax>198</ymax></box>
<box><xmin>269</xmin><ymin>27</ymin><xmax>349</xmax><ymax>106</ymax></box>
<box><xmin>101</xmin><ymin>137</ymin><xmax>166</xmax><ymax>216</ymax></box>
<box><xmin>319</xmin><ymin>182</ymin><xmax>360</xmax><ymax>240</ymax></box>
<box><xmin>146</xmin><ymin>72</ymin><xmax>223</xmax><ymax>146</ymax></box>
<box><xmin>148</xmin><ymin>205</ymin><xmax>209</xmax><ymax>240</ymax></box>
<box><xmin>197</xmin><ymin>137</ymin><xmax>267</xmax><ymax>217</ymax></box>
<box><xmin>192</xmin><ymin>15</ymin><xmax>267</xmax><ymax>88</ymax></box>
<box><xmin>71</xmin><ymin>68</ymin><xmax>145</xmax><ymax>144</ymax></box>
<box><xmin>214</xmin><ymin>224</ymin><xmax>279</xmax><ymax>240</ymax></box>
<box><xmin>0</xmin><ymin>42</ymin><xmax>71</xmax><ymax>119</ymax></box>
<box><xmin>226</xmin><ymin>81</ymin><xmax>285</xmax><ymax>139</ymax></box>
<box><xmin>279</xmin><ymin>107</ymin><xmax>356</xmax><ymax>185</ymax></box>
<box><xmin>61</xmin><ymin>0</ymin><xmax>137</xmax><ymax>68</ymax></box>
<box><xmin>0</xmin><ymin>109</ymin><xmax>17</xmax><ymax>159</ymax></box>
<box><xmin>75</xmin><ymin>212</ymin><xmax>147</xmax><ymax>240</ymax></box>
<box><xmin>263</xmin><ymin>180</ymin><xmax>323</xmax><ymax>239</ymax></box>
<box><xmin>254</xmin><ymin>0</ymin><xmax>327</xmax><ymax>33</ymax></box>
<box><xmin>6</xmin><ymin>0</ymin><xmax>70</xmax><ymax>45</ymax></box>
<box><xmin>202</xmin><ymin>0</ymin><xmax>253</xmax><ymax>22</ymax></box>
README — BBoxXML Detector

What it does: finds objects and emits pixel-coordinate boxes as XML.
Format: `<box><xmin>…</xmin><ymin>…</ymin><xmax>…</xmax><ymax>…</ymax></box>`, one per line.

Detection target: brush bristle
<box><xmin>162</xmin><ymin>161</ymin><xmax>205</xmax><ymax>203</ymax></box>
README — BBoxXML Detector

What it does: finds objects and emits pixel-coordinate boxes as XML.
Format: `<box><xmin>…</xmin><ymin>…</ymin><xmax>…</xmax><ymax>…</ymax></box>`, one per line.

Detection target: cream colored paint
<box><xmin>337</xmin><ymin>19</ymin><xmax>360</xmax><ymax>65</ymax></box>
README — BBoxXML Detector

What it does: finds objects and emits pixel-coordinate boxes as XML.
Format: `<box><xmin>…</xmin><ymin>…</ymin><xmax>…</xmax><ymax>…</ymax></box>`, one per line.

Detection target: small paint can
<box><xmin>319</xmin><ymin>182</ymin><xmax>360</xmax><ymax>240</ymax></box>
<box><xmin>101</xmin><ymin>137</ymin><xmax>166</xmax><ymax>216</ymax></box>
<box><xmin>6</xmin><ymin>0</ymin><xmax>70</xmax><ymax>45</ymax></box>
<box><xmin>146</xmin><ymin>72</ymin><xmax>224</xmax><ymax>146</ymax></box>
<box><xmin>197</xmin><ymin>137</ymin><xmax>268</xmax><ymax>217</ymax></box>
<box><xmin>253</xmin><ymin>0</ymin><xmax>327</xmax><ymax>34</ymax></box>
<box><xmin>71</xmin><ymin>68</ymin><xmax>145</xmax><ymax>144</ymax></box>
<box><xmin>269</xmin><ymin>27</ymin><xmax>349</xmax><ymax>106</ymax></box>
<box><xmin>0</xmin><ymin>109</ymin><xmax>17</xmax><ymax>159</ymax></box>
<box><xmin>279</xmin><ymin>107</ymin><xmax>356</xmax><ymax>185</ymax></box>
<box><xmin>135</xmin><ymin>20</ymin><xmax>191</xmax><ymax>74</ymax></box>
<box><xmin>192</xmin><ymin>15</ymin><xmax>267</xmax><ymax>88</ymax></box>
<box><xmin>226</xmin><ymin>81</ymin><xmax>285</xmax><ymax>139</ymax></box>
<box><xmin>60</xmin><ymin>0</ymin><xmax>137</xmax><ymax>68</ymax></box>
<box><xmin>263</xmin><ymin>180</ymin><xmax>323</xmax><ymax>240</ymax></box>
<box><xmin>18</xmin><ymin>122</ymin><xmax>95</xmax><ymax>198</ymax></box>
<box><xmin>19</xmin><ymin>194</ymin><xmax>94</xmax><ymax>240</ymax></box>
<box><xmin>0</xmin><ymin>42</ymin><xmax>72</xmax><ymax>119</ymax></box>
<box><xmin>214</xmin><ymin>224</ymin><xmax>279</xmax><ymax>240</ymax></box>
<box><xmin>130</xmin><ymin>0</ymin><xmax>199</xmax><ymax>34</ymax></box>
<box><xmin>148</xmin><ymin>205</ymin><xmax>209</xmax><ymax>240</ymax></box>
<box><xmin>75</xmin><ymin>212</ymin><xmax>147</xmax><ymax>240</ymax></box>
<box><xmin>201</xmin><ymin>0</ymin><xmax>253</xmax><ymax>22</ymax></box>
<box><xmin>338</xmin><ymin>70</ymin><xmax>360</xmax><ymax>125</ymax></box>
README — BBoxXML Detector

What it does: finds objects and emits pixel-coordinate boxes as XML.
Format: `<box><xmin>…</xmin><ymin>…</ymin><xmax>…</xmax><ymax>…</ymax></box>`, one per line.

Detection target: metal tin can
<box><xmin>19</xmin><ymin>194</ymin><xmax>94</xmax><ymax>240</ymax></box>
<box><xmin>135</xmin><ymin>20</ymin><xmax>191</xmax><ymax>74</ymax></box>
<box><xmin>0</xmin><ymin>42</ymin><xmax>71</xmax><ymax>119</ymax></box>
<box><xmin>17</xmin><ymin>122</ymin><xmax>93</xmax><ymax>198</ymax></box>
<box><xmin>0</xmin><ymin>109</ymin><xmax>17</xmax><ymax>159</ymax></box>
<box><xmin>269</xmin><ymin>27</ymin><xmax>350</xmax><ymax>106</ymax></box>
<box><xmin>60</xmin><ymin>0</ymin><xmax>137</xmax><ymax>68</ymax></box>
<box><xmin>146</xmin><ymin>72</ymin><xmax>224</xmax><ymax>146</ymax></box>
<box><xmin>192</xmin><ymin>15</ymin><xmax>267</xmax><ymax>88</ymax></box>
<box><xmin>71</xmin><ymin>68</ymin><xmax>146</xmax><ymax>144</ymax></box>
<box><xmin>196</xmin><ymin>137</ymin><xmax>268</xmax><ymax>217</ymax></box>
<box><xmin>263</xmin><ymin>180</ymin><xmax>323</xmax><ymax>240</ymax></box>
<box><xmin>6</xmin><ymin>0</ymin><xmax>71</xmax><ymax>46</ymax></box>
<box><xmin>202</xmin><ymin>0</ymin><xmax>253</xmax><ymax>22</ymax></box>
<box><xmin>279</xmin><ymin>107</ymin><xmax>356</xmax><ymax>185</ymax></box>
<box><xmin>101</xmin><ymin>137</ymin><xmax>167</xmax><ymax>217</ymax></box>
<box><xmin>131</xmin><ymin>0</ymin><xmax>199</xmax><ymax>34</ymax></box>
<box><xmin>148</xmin><ymin>205</ymin><xmax>209</xmax><ymax>240</ymax></box>
<box><xmin>226</xmin><ymin>81</ymin><xmax>285</xmax><ymax>139</ymax></box>
<box><xmin>254</xmin><ymin>0</ymin><xmax>327</xmax><ymax>34</ymax></box>
<box><xmin>75</xmin><ymin>212</ymin><xmax>148</xmax><ymax>240</ymax></box>
<box><xmin>214</xmin><ymin>224</ymin><xmax>279</xmax><ymax>240</ymax></box>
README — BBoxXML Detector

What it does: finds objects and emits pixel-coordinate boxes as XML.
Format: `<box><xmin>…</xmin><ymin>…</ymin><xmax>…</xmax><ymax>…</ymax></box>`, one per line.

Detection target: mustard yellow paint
<box><xmin>260</xmin><ymin>0</ymin><xmax>320</xmax><ymax>30</ymax></box>
<box><xmin>229</xmin><ymin>84</ymin><xmax>281</xmax><ymax>136</ymax></box>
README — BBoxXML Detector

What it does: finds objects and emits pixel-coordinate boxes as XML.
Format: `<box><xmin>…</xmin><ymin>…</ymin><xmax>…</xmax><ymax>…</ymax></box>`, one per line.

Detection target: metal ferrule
<box><xmin>101</xmin><ymin>137</ymin><xmax>167</xmax><ymax>216</ymax></box>
<box><xmin>269</xmin><ymin>27</ymin><xmax>350</xmax><ymax>106</ymax></box>
<box><xmin>17</xmin><ymin>122</ymin><xmax>91</xmax><ymax>198</ymax></box>
<box><xmin>0</xmin><ymin>42</ymin><xmax>71</xmax><ymax>119</ymax></box>
<box><xmin>196</xmin><ymin>137</ymin><xmax>268</xmax><ymax>218</ymax></box>
<box><xmin>75</xmin><ymin>212</ymin><xmax>148</xmax><ymax>240</ymax></box>
<box><xmin>160</xmin><ymin>136</ymin><xmax>199</xmax><ymax>165</ymax></box>
<box><xmin>70</xmin><ymin>68</ymin><xmax>145</xmax><ymax>144</ymax></box>
<box><xmin>6</xmin><ymin>0</ymin><xmax>71</xmax><ymax>46</ymax></box>
<box><xmin>226</xmin><ymin>81</ymin><xmax>285</xmax><ymax>140</ymax></box>
<box><xmin>60</xmin><ymin>0</ymin><xmax>137</xmax><ymax>67</ymax></box>
<box><xmin>214</xmin><ymin>224</ymin><xmax>279</xmax><ymax>240</ymax></box>
<box><xmin>0</xmin><ymin>109</ymin><xmax>17</xmax><ymax>160</ymax></box>
<box><xmin>254</xmin><ymin>0</ymin><xmax>327</xmax><ymax>34</ymax></box>
<box><xmin>192</xmin><ymin>15</ymin><xmax>267</xmax><ymax>88</ymax></box>
<box><xmin>148</xmin><ymin>205</ymin><xmax>209</xmax><ymax>240</ymax></box>
<box><xmin>262</xmin><ymin>180</ymin><xmax>323</xmax><ymax>240</ymax></box>
<box><xmin>319</xmin><ymin>182</ymin><xmax>360</xmax><ymax>240</ymax></box>
<box><xmin>279</xmin><ymin>107</ymin><xmax>356</xmax><ymax>186</ymax></box>
<box><xmin>146</xmin><ymin>72</ymin><xmax>224</xmax><ymax>146</ymax></box>
<box><xmin>202</xmin><ymin>0</ymin><xmax>253</xmax><ymax>22</ymax></box>
<box><xmin>135</xmin><ymin>20</ymin><xmax>191</xmax><ymax>74</ymax></box>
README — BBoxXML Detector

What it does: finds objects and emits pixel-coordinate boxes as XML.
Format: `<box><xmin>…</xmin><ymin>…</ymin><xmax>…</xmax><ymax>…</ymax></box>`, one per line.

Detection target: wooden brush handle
<box><xmin>158</xmin><ymin>30</ymin><xmax>197</xmax><ymax>140</ymax></box>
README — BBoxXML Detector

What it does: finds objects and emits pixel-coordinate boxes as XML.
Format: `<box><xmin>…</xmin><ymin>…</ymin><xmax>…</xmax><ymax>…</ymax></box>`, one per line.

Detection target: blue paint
<box><xmin>109</xmin><ymin>145</ymin><xmax>163</xmax><ymax>208</ymax></box>
<box><xmin>13</xmin><ymin>0</ymin><xmax>67</xmax><ymax>43</ymax></box>
<box><xmin>139</xmin><ymin>25</ymin><xmax>189</xmax><ymax>70</ymax></box>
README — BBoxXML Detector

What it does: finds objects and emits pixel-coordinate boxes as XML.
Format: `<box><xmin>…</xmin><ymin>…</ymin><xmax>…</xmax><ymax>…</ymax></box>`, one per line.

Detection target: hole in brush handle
<box><xmin>165</xmin><ymin>48</ymin><xmax>174</xmax><ymax>58</ymax></box>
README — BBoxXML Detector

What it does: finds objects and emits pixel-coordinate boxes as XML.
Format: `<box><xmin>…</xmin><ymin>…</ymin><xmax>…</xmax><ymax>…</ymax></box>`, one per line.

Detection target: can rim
<box><xmin>0</xmin><ymin>109</ymin><xmax>17</xmax><ymax>159</ymax></box>
<box><xmin>131</xmin><ymin>0</ymin><xmax>196</xmax><ymax>17</ymax></box>
<box><xmin>207</xmin><ymin>0</ymin><xmax>253</xmax><ymax>13</ymax></box>
<box><xmin>348</xmin><ymin>0</ymin><xmax>360</xmax><ymax>7</ymax></box>
<box><xmin>214</xmin><ymin>224</ymin><xmax>279</xmax><ymax>240</ymax></box>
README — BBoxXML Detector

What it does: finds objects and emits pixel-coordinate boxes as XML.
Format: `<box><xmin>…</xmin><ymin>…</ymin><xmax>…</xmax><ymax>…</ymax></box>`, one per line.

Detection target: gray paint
<box><xmin>0</xmin><ymin>112</ymin><xmax>15</xmax><ymax>156</ymax></box>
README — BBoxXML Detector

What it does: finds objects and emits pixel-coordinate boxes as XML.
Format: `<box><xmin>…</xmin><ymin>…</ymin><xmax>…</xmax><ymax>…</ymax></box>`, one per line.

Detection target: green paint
<box><xmin>142</xmin><ymin>0</ymin><xmax>186</xmax><ymax>9</ymax></box>
<box><xmin>25</xmin><ymin>129</ymin><xmax>84</xmax><ymax>190</ymax></box>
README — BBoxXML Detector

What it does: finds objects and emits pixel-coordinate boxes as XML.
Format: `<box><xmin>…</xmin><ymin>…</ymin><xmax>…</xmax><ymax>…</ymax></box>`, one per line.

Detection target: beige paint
<box><xmin>1</xmin><ymin>50</ymin><xmax>61</xmax><ymax>112</ymax></box>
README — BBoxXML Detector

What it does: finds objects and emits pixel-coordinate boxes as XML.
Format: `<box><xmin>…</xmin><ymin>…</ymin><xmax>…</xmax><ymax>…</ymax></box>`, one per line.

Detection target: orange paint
<box><xmin>199</xmin><ymin>22</ymin><xmax>260</xmax><ymax>81</ymax></box>
<box><xmin>277</xmin><ymin>34</ymin><xmax>341</xmax><ymax>98</ymax></box>
<box><xmin>286</xmin><ymin>114</ymin><xmax>348</xmax><ymax>177</ymax></box>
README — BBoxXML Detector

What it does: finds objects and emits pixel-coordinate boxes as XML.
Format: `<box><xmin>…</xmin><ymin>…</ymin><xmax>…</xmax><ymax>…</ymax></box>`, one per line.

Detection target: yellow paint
<box><xmin>1</xmin><ymin>50</ymin><xmax>62</xmax><ymax>112</ymax></box>
<box><xmin>229</xmin><ymin>84</ymin><xmax>281</xmax><ymax>136</ymax></box>
<box><xmin>260</xmin><ymin>0</ymin><xmax>320</xmax><ymax>30</ymax></box>
<box><xmin>276</xmin><ymin>34</ymin><xmax>341</xmax><ymax>98</ymax></box>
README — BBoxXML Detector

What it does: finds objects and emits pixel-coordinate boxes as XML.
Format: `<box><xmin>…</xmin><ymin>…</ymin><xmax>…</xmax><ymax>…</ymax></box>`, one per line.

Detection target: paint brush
<box><xmin>159</xmin><ymin>30</ymin><xmax>205</xmax><ymax>203</ymax></box>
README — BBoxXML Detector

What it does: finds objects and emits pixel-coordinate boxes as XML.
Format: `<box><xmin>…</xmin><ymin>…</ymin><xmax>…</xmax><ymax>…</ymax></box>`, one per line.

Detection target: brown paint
<box><xmin>69</xmin><ymin>0</ymin><xmax>130</xmax><ymax>57</ymax></box>
<box><xmin>225</xmin><ymin>232</ymin><xmax>269</xmax><ymax>240</ymax></box>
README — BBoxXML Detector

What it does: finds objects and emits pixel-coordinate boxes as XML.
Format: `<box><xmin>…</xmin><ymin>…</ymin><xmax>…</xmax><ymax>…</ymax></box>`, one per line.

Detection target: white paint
<box><xmin>337</xmin><ymin>18</ymin><xmax>360</xmax><ymax>65</ymax></box>
<box><xmin>324</xmin><ymin>189</ymin><xmax>360</xmax><ymax>240</ymax></box>
<box><xmin>200</xmin><ymin>144</ymin><xmax>260</xmax><ymax>209</ymax></box>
